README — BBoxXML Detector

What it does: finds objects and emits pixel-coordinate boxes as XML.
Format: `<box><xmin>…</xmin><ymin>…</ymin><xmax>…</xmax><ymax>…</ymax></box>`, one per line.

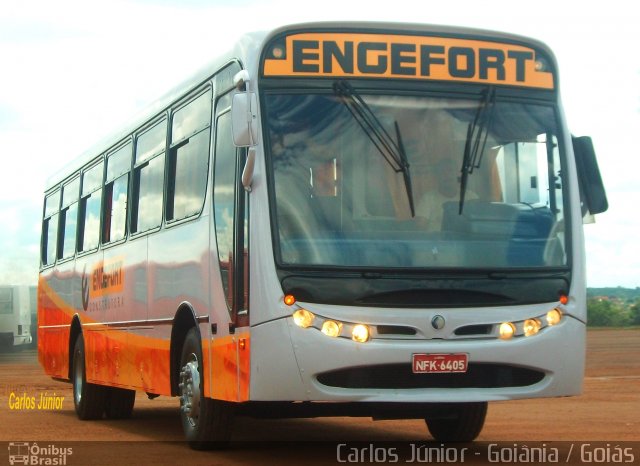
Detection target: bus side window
<box><xmin>78</xmin><ymin>161</ymin><xmax>104</xmax><ymax>252</ymax></box>
<box><xmin>41</xmin><ymin>190</ymin><xmax>60</xmax><ymax>266</ymax></box>
<box><xmin>132</xmin><ymin>120</ymin><xmax>167</xmax><ymax>234</ymax></box>
<box><xmin>59</xmin><ymin>177</ymin><xmax>80</xmax><ymax>259</ymax></box>
<box><xmin>104</xmin><ymin>143</ymin><xmax>132</xmax><ymax>243</ymax></box>
<box><xmin>167</xmin><ymin>90</ymin><xmax>212</xmax><ymax>222</ymax></box>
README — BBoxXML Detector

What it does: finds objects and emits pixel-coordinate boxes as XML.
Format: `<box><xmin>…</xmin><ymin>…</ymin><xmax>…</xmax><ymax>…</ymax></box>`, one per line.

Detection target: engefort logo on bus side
<box><xmin>81</xmin><ymin>258</ymin><xmax>125</xmax><ymax>312</ymax></box>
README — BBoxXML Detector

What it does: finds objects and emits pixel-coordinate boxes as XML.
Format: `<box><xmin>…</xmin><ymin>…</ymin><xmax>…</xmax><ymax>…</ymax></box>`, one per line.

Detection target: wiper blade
<box><xmin>394</xmin><ymin>121</ymin><xmax>415</xmax><ymax>217</ymax></box>
<box><xmin>334</xmin><ymin>80</ymin><xmax>415</xmax><ymax>216</ymax></box>
<box><xmin>459</xmin><ymin>86</ymin><xmax>496</xmax><ymax>214</ymax></box>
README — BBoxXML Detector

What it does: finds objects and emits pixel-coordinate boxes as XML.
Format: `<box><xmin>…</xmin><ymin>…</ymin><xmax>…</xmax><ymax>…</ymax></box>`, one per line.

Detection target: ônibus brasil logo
<box><xmin>8</xmin><ymin>442</ymin><xmax>73</xmax><ymax>465</ymax></box>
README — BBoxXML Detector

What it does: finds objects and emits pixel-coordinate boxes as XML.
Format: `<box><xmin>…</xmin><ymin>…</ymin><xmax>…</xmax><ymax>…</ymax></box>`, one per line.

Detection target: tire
<box><xmin>72</xmin><ymin>333</ymin><xmax>106</xmax><ymax>420</ymax></box>
<box><xmin>425</xmin><ymin>402</ymin><xmax>487</xmax><ymax>442</ymax></box>
<box><xmin>104</xmin><ymin>387</ymin><xmax>136</xmax><ymax>419</ymax></box>
<box><xmin>179</xmin><ymin>327</ymin><xmax>234</xmax><ymax>450</ymax></box>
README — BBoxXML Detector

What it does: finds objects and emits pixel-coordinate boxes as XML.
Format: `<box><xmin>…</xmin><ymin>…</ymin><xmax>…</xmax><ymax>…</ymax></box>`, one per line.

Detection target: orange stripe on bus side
<box><xmin>209</xmin><ymin>332</ymin><xmax>251</xmax><ymax>402</ymax></box>
<box><xmin>238</xmin><ymin>334</ymin><xmax>250</xmax><ymax>402</ymax></box>
<box><xmin>38</xmin><ymin>278</ymin><xmax>249</xmax><ymax>401</ymax></box>
<box><xmin>210</xmin><ymin>335</ymin><xmax>239</xmax><ymax>401</ymax></box>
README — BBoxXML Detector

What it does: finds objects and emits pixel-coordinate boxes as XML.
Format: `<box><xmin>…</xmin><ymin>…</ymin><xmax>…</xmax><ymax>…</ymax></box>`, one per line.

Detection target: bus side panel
<box><xmin>238</xmin><ymin>330</ymin><xmax>250</xmax><ymax>401</ymax></box>
<box><xmin>147</xmin><ymin>217</ymin><xmax>212</xmax><ymax>396</ymax></box>
<box><xmin>37</xmin><ymin>274</ymin><xmax>72</xmax><ymax>380</ymax></box>
<box><xmin>98</xmin><ymin>237</ymin><xmax>149</xmax><ymax>390</ymax></box>
<box><xmin>249</xmin><ymin>318</ymin><xmax>306</xmax><ymax>401</ymax></box>
<box><xmin>210</xmin><ymin>334</ymin><xmax>239</xmax><ymax>401</ymax></box>
<box><xmin>122</xmin><ymin>326</ymin><xmax>171</xmax><ymax>395</ymax></box>
<box><xmin>206</xmin><ymin>330</ymin><xmax>250</xmax><ymax>402</ymax></box>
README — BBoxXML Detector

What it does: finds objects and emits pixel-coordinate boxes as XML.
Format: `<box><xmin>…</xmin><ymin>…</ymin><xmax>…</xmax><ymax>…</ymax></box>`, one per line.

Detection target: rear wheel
<box><xmin>72</xmin><ymin>333</ymin><xmax>106</xmax><ymax>420</ymax></box>
<box><xmin>179</xmin><ymin>327</ymin><xmax>234</xmax><ymax>449</ymax></box>
<box><xmin>425</xmin><ymin>402</ymin><xmax>487</xmax><ymax>442</ymax></box>
<box><xmin>104</xmin><ymin>387</ymin><xmax>136</xmax><ymax>419</ymax></box>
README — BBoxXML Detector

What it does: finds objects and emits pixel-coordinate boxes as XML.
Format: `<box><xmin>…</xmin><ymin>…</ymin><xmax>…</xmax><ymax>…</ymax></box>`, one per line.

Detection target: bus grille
<box><xmin>316</xmin><ymin>363</ymin><xmax>545</xmax><ymax>389</ymax></box>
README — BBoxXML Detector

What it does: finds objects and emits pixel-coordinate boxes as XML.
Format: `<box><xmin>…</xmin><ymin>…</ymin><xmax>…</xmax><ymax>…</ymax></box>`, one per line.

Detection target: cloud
<box><xmin>0</xmin><ymin>200</ymin><xmax>41</xmax><ymax>285</ymax></box>
<box><xmin>0</xmin><ymin>0</ymin><xmax>639</xmax><ymax>288</ymax></box>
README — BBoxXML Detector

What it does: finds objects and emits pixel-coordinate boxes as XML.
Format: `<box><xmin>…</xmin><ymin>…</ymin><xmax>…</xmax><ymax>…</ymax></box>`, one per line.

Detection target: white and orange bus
<box><xmin>38</xmin><ymin>22</ymin><xmax>607</xmax><ymax>447</ymax></box>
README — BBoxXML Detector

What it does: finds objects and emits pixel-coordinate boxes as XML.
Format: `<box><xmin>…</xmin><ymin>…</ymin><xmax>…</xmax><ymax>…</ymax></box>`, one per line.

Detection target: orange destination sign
<box><xmin>263</xmin><ymin>32</ymin><xmax>554</xmax><ymax>89</ymax></box>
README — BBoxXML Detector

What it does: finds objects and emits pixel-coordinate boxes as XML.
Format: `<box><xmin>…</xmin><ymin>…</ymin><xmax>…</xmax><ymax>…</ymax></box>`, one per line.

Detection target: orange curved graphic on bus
<box><xmin>38</xmin><ymin>276</ymin><xmax>248</xmax><ymax>402</ymax></box>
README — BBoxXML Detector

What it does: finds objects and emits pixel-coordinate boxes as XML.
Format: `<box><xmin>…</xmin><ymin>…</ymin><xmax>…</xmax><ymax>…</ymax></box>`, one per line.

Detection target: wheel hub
<box><xmin>73</xmin><ymin>352</ymin><xmax>83</xmax><ymax>404</ymax></box>
<box><xmin>179</xmin><ymin>353</ymin><xmax>201</xmax><ymax>427</ymax></box>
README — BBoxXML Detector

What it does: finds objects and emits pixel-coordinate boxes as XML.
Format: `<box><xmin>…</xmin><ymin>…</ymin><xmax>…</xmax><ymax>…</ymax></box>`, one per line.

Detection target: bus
<box><xmin>38</xmin><ymin>22</ymin><xmax>608</xmax><ymax>447</ymax></box>
<box><xmin>1</xmin><ymin>286</ymin><xmax>33</xmax><ymax>350</ymax></box>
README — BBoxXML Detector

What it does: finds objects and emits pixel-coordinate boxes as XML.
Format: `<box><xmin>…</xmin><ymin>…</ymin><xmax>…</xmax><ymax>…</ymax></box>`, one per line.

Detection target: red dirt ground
<box><xmin>1</xmin><ymin>329</ymin><xmax>638</xmax><ymax>465</ymax></box>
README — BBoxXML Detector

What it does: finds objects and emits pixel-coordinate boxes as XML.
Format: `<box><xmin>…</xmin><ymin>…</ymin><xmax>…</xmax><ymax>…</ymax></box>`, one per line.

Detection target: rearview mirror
<box><xmin>573</xmin><ymin>136</ymin><xmax>608</xmax><ymax>216</ymax></box>
<box><xmin>231</xmin><ymin>92</ymin><xmax>258</xmax><ymax>147</ymax></box>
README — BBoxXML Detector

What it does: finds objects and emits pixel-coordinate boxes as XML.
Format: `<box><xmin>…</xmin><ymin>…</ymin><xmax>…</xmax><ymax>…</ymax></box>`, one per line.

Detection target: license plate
<box><xmin>412</xmin><ymin>353</ymin><xmax>468</xmax><ymax>373</ymax></box>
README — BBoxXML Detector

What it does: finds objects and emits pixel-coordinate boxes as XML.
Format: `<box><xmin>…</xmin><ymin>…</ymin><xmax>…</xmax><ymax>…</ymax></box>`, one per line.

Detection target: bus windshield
<box><xmin>265</xmin><ymin>86</ymin><xmax>567</xmax><ymax>270</ymax></box>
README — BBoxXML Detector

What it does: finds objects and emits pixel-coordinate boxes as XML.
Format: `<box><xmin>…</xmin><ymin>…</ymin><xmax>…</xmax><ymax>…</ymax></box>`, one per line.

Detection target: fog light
<box><xmin>546</xmin><ymin>309</ymin><xmax>562</xmax><ymax>326</ymax></box>
<box><xmin>352</xmin><ymin>324</ymin><xmax>370</xmax><ymax>343</ymax></box>
<box><xmin>321</xmin><ymin>320</ymin><xmax>342</xmax><ymax>338</ymax></box>
<box><xmin>523</xmin><ymin>319</ymin><xmax>541</xmax><ymax>337</ymax></box>
<box><xmin>499</xmin><ymin>322</ymin><xmax>516</xmax><ymax>339</ymax></box>
<box><xmin>292</xmin><ymin>309</ymin><xmax>315</xmax><ymax>328</ymax></box>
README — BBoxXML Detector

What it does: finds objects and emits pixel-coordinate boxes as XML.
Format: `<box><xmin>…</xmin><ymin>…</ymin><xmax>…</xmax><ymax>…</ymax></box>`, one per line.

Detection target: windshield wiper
<box><xmin>333</xmin><ymin>80</ymin><xmax>415</xmax><ymax>217</ymax></box>
<box><xmin>459</xmin><ymin>86</ymin><xmax>496</xmax><ymax>214</ymax></box>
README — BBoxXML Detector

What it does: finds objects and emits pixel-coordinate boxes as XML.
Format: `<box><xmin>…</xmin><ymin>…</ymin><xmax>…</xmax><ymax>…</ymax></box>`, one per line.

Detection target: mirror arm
<box><xmin>234</xmin><ymin>70</ymin><xmax>250</xmax><ymax>90</ymax></box>
<box><xmin>242</xmin><ymin>147</ymin><xmax>256</xmax><ymax>192</ymax></box>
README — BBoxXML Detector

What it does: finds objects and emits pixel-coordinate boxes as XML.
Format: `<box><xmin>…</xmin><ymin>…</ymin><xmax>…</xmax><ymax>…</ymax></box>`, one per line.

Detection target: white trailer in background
<box><xmin>0</xmin><ymin>286</ymin><xmax>32</xmax><ymax>349</ymax></box>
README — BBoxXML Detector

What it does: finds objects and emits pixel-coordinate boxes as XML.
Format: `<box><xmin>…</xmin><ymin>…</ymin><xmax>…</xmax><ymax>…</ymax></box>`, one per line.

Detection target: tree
<box><xmin>587</xmin><ymin>298</ymin><xmax>631</xmax><ymax>327</ymax></box>
<box><xmin>630</xmin><ymin>299</ymin><xmax>640</xmax><ymax>326</ymax></box>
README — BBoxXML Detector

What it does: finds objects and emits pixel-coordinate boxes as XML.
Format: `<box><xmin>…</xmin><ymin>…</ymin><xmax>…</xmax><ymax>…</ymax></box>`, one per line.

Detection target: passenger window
<box><xmin>59</xmin><ymin>177</ymin><xmax>80</xmax><ymax>259</ymax></box>
<box><xmin>104</xmin><ymin>143</ymin><xmax>131</xmax><ymax>243</ymax></box>
<box><xmin>42</xmin><ymin>190</ymin><xmax>60</xmax><ymax>266</ymax></box>
<box><xmin>78</xmin><ymin>162</ymin><xmax>103</xmax><ymax>252</ymax></box>
<box><xmin>132</xmin><ymin>120</ymin><xmax>166</xmax><ymax>234</ymax></box>
<box><xmin>167</xmin><ymin>90</ymin><xmax>212</xmax><ymax>222</ymax></box>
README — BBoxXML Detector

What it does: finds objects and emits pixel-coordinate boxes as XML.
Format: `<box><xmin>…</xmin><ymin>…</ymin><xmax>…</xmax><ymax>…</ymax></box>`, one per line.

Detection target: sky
<box><xmin>0</xmin><ymin>0</ymin><xmax>638</xmax><ymax>287</ymax></box>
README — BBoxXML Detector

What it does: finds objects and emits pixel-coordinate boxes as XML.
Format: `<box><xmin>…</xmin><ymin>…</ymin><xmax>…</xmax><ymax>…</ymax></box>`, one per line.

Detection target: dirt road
<box><xmin>1</xmin><ymin>329</ymin><xmax>638</xmax><ymax>465</ymax></box>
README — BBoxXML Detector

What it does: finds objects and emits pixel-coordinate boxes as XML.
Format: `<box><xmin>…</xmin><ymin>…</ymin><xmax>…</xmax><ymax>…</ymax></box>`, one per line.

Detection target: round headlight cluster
<box><xmin>498</xmin><ymin>308</ymin><xmax>563</xmax><ymax>340</ymax></box>
<box><xmin>292</xmin><ymin>309</ymin><xmax>315</xmax><ymax>328</ymax></box>
<box><xmin>286</xmin><ymin>295</ymin><xmax>371</xmax><ymax>343</ymax></box>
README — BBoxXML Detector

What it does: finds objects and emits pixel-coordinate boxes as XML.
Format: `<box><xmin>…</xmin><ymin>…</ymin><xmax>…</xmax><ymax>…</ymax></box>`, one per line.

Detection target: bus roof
<box><xmin>44</xmin><ymin>21</ymin><xmax>556</xmax><ymax>192</ymax></box>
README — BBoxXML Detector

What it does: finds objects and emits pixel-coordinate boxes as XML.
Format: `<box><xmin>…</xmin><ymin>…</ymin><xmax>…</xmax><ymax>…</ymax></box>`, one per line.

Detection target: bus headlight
<box><xmin>292</xmin><ymin>309</ymin><xmax>315</xmax><ymax>328</ymax></box>
<box><xmin>523</xmin><ymin>318</ymin><xmax>541</xmax><ymax>337</ymax></box>
<box><xmin>352</xmin><ymin>324</ymin><xmax>370</xmax><ymax>343</ymax></box>
<box><xmin>546</xmin><ymin>309</ymin><xmax>562</xmax><ymax>326</ymax></box>
<box><xmin>321</xmin><ymin>320</ymin><xmax>342</xmax><ymax>338</ymax></box>
<box><xmin>499</xmin><ymin>322</ymin><xmax>516</xmax><ymax>340</ymax></box>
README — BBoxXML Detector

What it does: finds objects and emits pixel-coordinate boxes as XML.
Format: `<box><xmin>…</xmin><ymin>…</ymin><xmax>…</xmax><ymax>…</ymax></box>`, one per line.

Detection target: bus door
<box><xmin>209</xmin><ymin>88</ymin><xmax>250</xmax><ymax>402</ymax></box>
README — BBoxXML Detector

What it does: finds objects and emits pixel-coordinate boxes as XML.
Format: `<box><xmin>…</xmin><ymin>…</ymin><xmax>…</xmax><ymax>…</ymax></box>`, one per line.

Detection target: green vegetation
<box><xmin>587</xmin><ymin>287</ymin><xmax>640</xmax><ymax>327</ymax></box>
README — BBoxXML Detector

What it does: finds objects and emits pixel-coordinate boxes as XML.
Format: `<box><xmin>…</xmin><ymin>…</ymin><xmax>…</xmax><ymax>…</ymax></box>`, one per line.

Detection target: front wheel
<box><xmin>425</xmin><ymin>402</ymin><xmax>487</xmax><ymax>442</ymax></box>
<box><xmin>72</xmin><ymin>333</ymin><xmax>106</xmax><ymax>420</ymax></box>
<box><xmin>179</xmin><ymin>327</ymin><xmax>234</xmax><ymax>449</ymax></box>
